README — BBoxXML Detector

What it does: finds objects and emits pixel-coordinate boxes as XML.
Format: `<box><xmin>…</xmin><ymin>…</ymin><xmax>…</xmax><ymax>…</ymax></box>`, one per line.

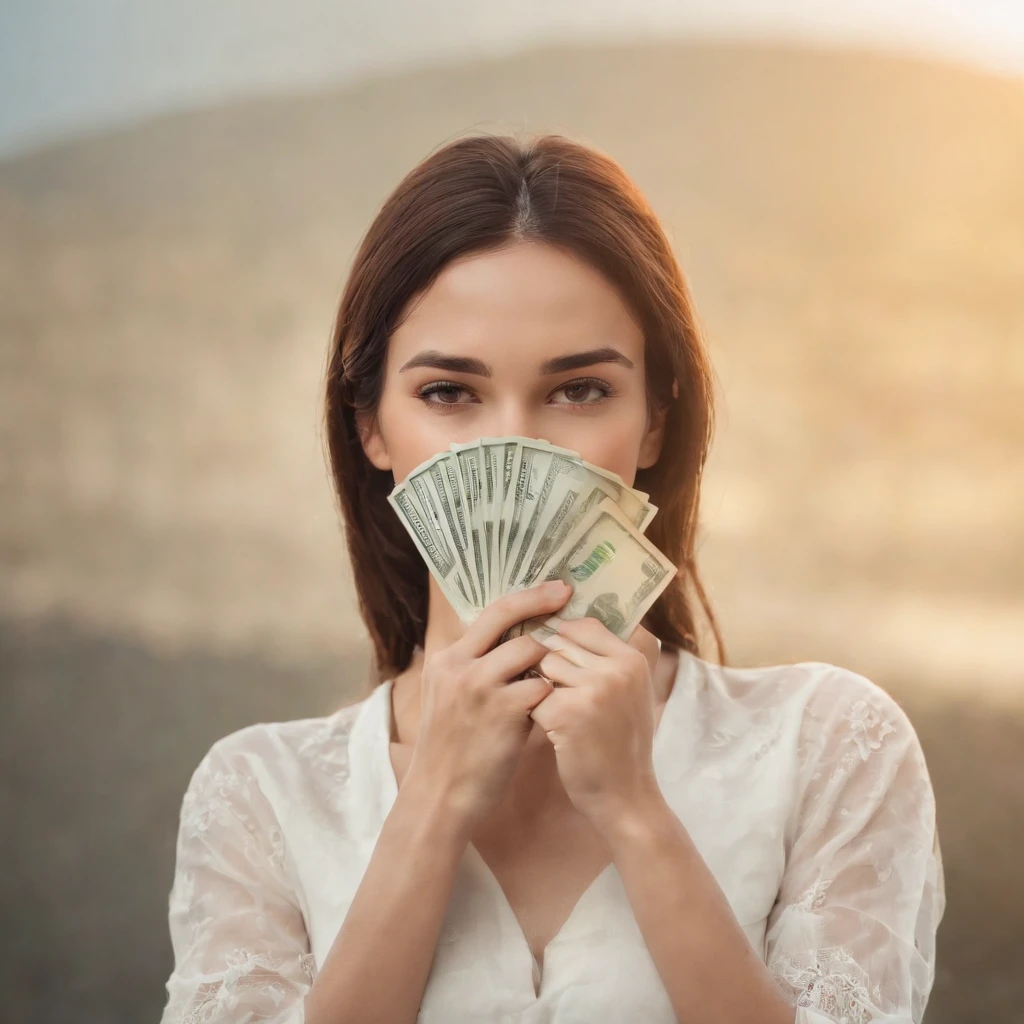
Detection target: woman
<box><xmin>160</xmin><ymin>132</ymin><xmax>944</xmax><ymax>1023</ymax></box>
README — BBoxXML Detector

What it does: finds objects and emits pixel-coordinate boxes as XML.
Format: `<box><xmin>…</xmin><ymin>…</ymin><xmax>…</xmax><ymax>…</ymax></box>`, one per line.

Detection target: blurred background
<box><xmin>1</xmin><ymin>2</ymin><xmax>1022</xmax><ymax>1021</ymax></box>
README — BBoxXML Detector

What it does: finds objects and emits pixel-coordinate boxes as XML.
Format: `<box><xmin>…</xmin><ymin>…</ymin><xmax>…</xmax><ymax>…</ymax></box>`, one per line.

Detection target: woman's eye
<box><xmin>553</xmin><ymin>379</ymin><xmax>613</xmax><ymax>405</ymax></box>
<box><xmin>432</xmin><ymin>385</ymin><xmax>463</xmax><ymax>403</ymax></box>
<box><xmin>418</xmin><ymin>382</ymin><xmax>471</xmax><ymax>407</ymax></box>
<box><xmin>416</xmin><ymin>377</ymin><xmax>614</xmax><ymax>412</ymax></box>
<box><xmin>560</xmin><ymin>383</ymin><xmax>597</xmax><ymax>403</ymax></box>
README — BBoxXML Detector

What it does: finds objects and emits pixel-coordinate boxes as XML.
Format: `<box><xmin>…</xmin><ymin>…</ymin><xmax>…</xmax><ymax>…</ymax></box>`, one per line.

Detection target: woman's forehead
<box><xmin>389</xmin><ymin>244</ymin><xmax>643</xmax><ymax>366</ymax></box>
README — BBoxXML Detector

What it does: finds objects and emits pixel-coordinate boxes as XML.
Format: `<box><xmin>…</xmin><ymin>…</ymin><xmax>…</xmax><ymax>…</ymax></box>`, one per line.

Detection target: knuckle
<box><xmin>603</xmin><ymin>663</ymin><xmax>632</xmax><ymax>688</ymax></box>
<box><xmin>533</xmin><ymin>679</ymin><xmax>555</xmax><ymax>702</ymax></box>
<box><xmin>513</xmin><ymin>636</ymin><xmax>547</xmax><ymax>664</ymax></box>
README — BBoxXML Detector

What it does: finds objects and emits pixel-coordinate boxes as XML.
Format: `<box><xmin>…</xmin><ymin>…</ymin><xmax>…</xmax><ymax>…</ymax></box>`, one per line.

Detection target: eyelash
<box><xmin>416</xmin><ymin>377</ymin><xmax>619</xmax><ymax>413</ymax></box>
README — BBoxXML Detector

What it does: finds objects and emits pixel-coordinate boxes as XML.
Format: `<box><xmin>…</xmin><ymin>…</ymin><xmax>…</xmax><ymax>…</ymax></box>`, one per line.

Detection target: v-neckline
<box><xmin>361</xmin><ymin>646</ymin><xmax>692</xmax><ymax>1000</ymax></box>
<box><xmin>465</xmin><ymin>837</ymin><xmax>616</xmax><ymax>998</ymax></box>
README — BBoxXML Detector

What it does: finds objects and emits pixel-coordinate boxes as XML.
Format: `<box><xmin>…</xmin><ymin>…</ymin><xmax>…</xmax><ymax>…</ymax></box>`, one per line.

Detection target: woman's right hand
<box><xmin>402</xmin><ymin>579</ymin><xmax>572</xmax><ymax>833</ymax></box>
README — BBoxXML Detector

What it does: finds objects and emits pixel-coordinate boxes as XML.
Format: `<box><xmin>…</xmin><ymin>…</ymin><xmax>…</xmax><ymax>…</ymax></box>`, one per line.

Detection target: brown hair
<box><xmin>323</xmin><ymin>130</ymin><xmax>728</xmax><ymax>687</ymax></box>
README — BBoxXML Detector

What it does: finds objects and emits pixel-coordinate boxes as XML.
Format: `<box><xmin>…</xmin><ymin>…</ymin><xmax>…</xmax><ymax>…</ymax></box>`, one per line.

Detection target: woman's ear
<box><xmin>637</xmin><ymin>379</ymin><xmax>677</xmax><ymax>470</ymax></box>
<box><xmin>356</xmin><ymin>409</ymin><xmax>392</xmax><ymax>471</ymax></box>
<box><xmin>637</xmin><ymin>396</ymin><xmax>669</xmax><ymax>471</ymax></box>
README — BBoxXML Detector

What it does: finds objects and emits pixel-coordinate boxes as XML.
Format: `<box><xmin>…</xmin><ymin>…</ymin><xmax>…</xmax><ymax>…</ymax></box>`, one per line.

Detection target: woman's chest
<box><xmin>389</xmin><ymin>738</ymin><xmax>616</xmax><ymax>974</ymax></box>
<box><xmin>469</xmin><ymin>804</ymin><xmax>615</xmax><ymax>977</ymax></box>
<box><xmin>282</xmin><ymin>693</ymin><xmax>794</xmax><ymax>1021</ymax></box>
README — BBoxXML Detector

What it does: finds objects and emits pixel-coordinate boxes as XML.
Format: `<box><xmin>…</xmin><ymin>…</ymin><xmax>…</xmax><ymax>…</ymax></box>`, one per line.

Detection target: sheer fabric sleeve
<box><xmin>764</xmin><ymin>670</ymin><xmax>946</xmax><ymax>1023</ymax></box>
<box><xmin>159</xmin><ymin>735</ymin><xmax>316</xmax><ymax>1024</ymax></box>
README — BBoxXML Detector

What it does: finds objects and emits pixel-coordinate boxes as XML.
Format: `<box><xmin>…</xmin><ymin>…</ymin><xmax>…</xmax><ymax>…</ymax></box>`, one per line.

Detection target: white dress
<box><xmin>159</xmin><ymin>648</ymin><xmax>945</xmax><ymax>1023</ymax></box>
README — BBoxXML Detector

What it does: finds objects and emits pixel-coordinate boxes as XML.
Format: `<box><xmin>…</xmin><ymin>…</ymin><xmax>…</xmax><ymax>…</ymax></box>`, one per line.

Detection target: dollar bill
<box><xmin>511</xmin><ymin>459</ymin><xmax>655</xmax><ymax>591</ymax></box>
<box><xmin>504</xmin><ymin>495</ymin><xmax>677</xmax><ymax>644</ymax></box>
<box><xmin>480</xmin><ymin>437</ymin><xmax>518</xmax><ymax>602</ymax></box>
<box><xmin>389</xmin><ymin>437</ymin><xmax>668</xmax><ymax>635</ymax></box>
<box><xmin>407</xmin><ymin>452</ymin><xmax>479</xmax><ymax>609</ymax></box>
<box><xmin>386</xmin><ymin>482</ymin><xmax>476</xmax><ymax>620</ymax></box>
<box><xmin>450</xmin><ymin>439</ymin><xmax>488</xmax><ymax>607</ymax></box>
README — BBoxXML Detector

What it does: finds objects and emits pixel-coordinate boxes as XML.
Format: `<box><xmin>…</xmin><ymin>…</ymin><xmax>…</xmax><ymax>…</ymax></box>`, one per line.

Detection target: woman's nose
<box><xmin>490</xmin><ymin>406</ymin><xmax>539</xmax><ymax>441</ymax></box>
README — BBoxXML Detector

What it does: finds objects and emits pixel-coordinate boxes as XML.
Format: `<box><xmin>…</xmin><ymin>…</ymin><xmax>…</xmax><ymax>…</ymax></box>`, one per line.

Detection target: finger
<box><xmin>503</xmin><ymin>673</ymin><xmax>555</xmax><ymax>712</ymax></box>
<box><xmin>537</xmin><ymin>631</ymin><xmax>598</xmax><ymax>670</ymax></box>
<box><xmin>528</xmin><ymin>679</ymin><xmax>575</xmax><ymax>729</ymax></box>
<box><xmin>550</xmin><ymin>615</ymin><xmax>623</xmax><ymax>656</ymax></box>
<box><xmin>477</xmin><ymin>633</ymin><xmax>550</xmax><ymax>683</ymax></box>
<box><xmin>537</xmin><ymin>649</ymin><xmax>590</xmax><ymax>688</ymax></box>
<box><xmin>456</xmin><ymin>581</ymin><xmax>572</xmax><ymax>659</ymax></box>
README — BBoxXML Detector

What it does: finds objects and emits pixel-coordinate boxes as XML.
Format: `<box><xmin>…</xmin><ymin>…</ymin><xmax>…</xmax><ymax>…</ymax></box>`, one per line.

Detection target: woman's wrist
<box><xmin>393</xmin><ymin>772</ymin><xmax>476</xmax><ymax>853</ymax></box>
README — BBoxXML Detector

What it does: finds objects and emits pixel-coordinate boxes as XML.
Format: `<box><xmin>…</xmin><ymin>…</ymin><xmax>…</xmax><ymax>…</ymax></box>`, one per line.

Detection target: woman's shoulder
<box><xmin>684</xmin><ymin>651</ymin><xmax>922</xmax><ymax>762</ymax></box>
<box><xmin>689</xmin><ymin>650</ymin><xmax>907</xmax><ymax>716</ymax></box>
<box><xmin>193</xmin><ymin>688</ymin><xmax>377</xmax><ymax>787</ymax></box>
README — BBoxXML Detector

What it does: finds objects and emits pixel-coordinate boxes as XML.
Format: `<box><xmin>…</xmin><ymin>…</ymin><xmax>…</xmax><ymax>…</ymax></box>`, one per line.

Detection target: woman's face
<box><xmin>359</xmin><ymin>240</ymin><xmax>666</xmax><ymax>486</ymax></box>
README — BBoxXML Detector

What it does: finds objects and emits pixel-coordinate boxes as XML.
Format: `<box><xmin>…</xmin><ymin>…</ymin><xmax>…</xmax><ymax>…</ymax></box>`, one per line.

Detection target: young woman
<box><xmin>160</xmin><ymin>132</ymin><xmax>945</xmax><ymax>1023</ymax></box>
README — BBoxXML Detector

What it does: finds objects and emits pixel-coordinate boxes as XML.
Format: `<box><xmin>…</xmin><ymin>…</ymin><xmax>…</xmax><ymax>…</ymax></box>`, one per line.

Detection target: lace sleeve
<box><xmin>159</xmin><ymin>735</ymin><xmax>316</xmax><ymax>1024</ymax></box>
<box><xmin>764</xmin><ymin>671</ymin><xmax>946</xmax><ymax>1023</ymax></box>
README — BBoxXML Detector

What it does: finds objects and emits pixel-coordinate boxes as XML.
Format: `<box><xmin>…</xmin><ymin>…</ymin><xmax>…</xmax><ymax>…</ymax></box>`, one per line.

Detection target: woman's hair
<box><xmin>323</xmin><ymin>130</ymin><xmax>727</xmax><ymax>686</ymax></box>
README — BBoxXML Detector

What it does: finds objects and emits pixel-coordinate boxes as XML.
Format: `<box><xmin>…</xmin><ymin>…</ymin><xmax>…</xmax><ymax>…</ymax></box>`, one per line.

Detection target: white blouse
<box><xmin>159</xmin><ymin>648</ymin><xmax>945</xmax><ymax>1023</ymax></box>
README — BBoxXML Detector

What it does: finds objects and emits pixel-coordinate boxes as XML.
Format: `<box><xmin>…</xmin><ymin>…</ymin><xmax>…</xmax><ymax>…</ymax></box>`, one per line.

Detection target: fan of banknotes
<box><xmin>387</xmin><ymin>436</ymin><xmax>678</xmax><ymax>645</ymax></box>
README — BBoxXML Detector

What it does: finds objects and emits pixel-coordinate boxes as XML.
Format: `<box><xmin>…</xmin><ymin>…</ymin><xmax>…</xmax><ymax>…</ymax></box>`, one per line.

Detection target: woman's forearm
<box><xmin>597</xmin><ymin>788</ymin><xmax>796</xmax><ymax>1024</ymax></box>
<box><xmin>303</xmin><ymin>779</ymin><xmax>471</xmax><ymax>1024</ymax></box>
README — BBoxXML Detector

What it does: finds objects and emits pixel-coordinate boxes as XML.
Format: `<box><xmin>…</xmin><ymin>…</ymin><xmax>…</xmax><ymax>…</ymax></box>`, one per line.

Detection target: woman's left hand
<box><xmin>529</xmin><ymin>618</ymin><xmax>663</xmax><ymax>831</ymax></box>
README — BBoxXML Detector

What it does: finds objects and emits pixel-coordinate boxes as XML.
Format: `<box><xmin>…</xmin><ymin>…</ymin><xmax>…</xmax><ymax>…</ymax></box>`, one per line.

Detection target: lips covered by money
<box><xmin>387</xmin><ymin>436</ymin><xmax>678</xmax><ymax>644</ymax></box>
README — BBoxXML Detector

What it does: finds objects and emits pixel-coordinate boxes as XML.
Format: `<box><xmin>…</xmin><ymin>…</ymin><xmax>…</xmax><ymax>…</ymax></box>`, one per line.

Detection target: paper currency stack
<box><xmin>387</xmin><ymin>437</ymin><xmax>678</xmax><ymax>645</ymax></box>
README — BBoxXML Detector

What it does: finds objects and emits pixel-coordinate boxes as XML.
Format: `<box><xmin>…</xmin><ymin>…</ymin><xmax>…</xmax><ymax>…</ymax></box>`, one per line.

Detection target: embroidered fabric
<box><xmin>157</xmin><ymin>659</ymin><xmax>944</xmax><ymax>1023</ymax></box>
<box><xmin>159</xmin><ymin>732</ymin><xmax>317</xmax><ymax>1024</ymax></box>
<box><xmin>764</xmin><ymin>675</ymin><xmax>945</xmax><ymax>1023</ymax></box>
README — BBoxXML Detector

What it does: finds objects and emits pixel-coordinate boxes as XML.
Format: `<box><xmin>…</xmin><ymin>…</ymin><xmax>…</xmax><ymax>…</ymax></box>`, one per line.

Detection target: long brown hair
<box><xmin>323</xmin><ymin>130</ymin><xmax>728</xmax><ymax>687</ymax></box>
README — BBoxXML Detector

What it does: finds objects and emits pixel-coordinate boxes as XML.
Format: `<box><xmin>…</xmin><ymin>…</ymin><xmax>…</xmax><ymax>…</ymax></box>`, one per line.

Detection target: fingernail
<box><xmin>545</xmin><ymin>579</ymin><xmax>568</xmax><ymax>593</ymax></box>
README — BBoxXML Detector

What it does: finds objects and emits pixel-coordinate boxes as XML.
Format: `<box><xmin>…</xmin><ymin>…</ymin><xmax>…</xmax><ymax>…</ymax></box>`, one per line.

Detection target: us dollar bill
<box><xmin>450</xmin><ymin>439</ymin><xmax>488</xmax><ymax>607</ymax></box>
<box><xmin>511</xmin><ymin>460</ymin><xmax>655</xmax><ymax>591</ymax></box>
<box><xmin>389</xmin><ymin>438</ymin><xmax>665</xmax><ymax>632</ymax></box>
<box><xmin>386</xmin><ymin>483</ymin><xmax>477</xmax><ymax>620</ymax></box>
<box><xmin>480</xmin><ymin>437</ymin><xmax>518</xmax><ymax>603</ymax></box>
<box><xmin>504</xmin><ymin>496</ymin><xmax>677</xmax><ymax>644</ymax></box>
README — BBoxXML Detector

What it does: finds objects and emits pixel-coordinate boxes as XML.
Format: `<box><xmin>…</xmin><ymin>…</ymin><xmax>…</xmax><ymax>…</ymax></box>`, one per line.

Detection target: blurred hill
<box><xmin>1</xmin><ymin>40</ymin><xmax>1021</xmax><ymax>696</ymax></box>
<box><xmin>0</xmin><ymin>40</ymin><xmax>1021</xmax><ymax>1022</ymax></box>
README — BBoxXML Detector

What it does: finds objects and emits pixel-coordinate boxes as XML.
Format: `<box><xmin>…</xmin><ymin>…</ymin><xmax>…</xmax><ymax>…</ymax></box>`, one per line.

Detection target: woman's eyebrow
<box><xmin>398</xmin><ymin>346</ymin><xmax>634</xmax><ymax>377</ymax></box>
<box><xmin>540</xmin><ymin>347</ymin><xmax>634</xmax><ymax>374</ymax></box>
<box><xmin>398</xmin><ymin>351</ymin><xmax>491</xmax><ymax>376</ymax></box>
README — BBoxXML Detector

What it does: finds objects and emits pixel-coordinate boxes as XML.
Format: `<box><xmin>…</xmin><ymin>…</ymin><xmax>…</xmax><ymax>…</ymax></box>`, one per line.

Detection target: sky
<box><xmin>2</xmin><ymin>0</ymin><xmax>1024</xmax><ymax>157</ymax></box>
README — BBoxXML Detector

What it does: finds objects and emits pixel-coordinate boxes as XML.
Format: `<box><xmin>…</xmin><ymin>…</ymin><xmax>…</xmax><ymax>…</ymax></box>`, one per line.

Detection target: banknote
<box><xmin>388</xmin><ymin>437</ymin><xmax>672</xmax><ymax>637</ymax></box>
<box><xmin>498</xmin><ymin>495</ymin><xmax>677</xmax><ymax>645</ymax></box>
<box><xmin>386</xmin><ymin>481</ymin><xmax>477</xmax><ymax>619</ymax></box>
